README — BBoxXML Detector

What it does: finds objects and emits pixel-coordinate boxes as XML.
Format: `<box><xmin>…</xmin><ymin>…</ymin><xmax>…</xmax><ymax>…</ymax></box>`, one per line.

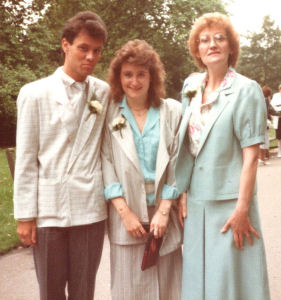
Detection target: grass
<box><xmin>0</xmin><ymin>149</ymin><xmax>19</xmax><ymax>254</ymax></box>
<box><xmin>269</xmin><ymin>128</ymin><xmax>278</xmax><ymax>148</ymax></box>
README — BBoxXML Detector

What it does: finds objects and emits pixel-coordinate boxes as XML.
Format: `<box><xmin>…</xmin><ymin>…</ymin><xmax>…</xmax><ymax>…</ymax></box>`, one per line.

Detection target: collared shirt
<box><xmin>59</xmin><ymin>67</ymin><xmax>89</xmax><ymax>124</ymax></box>
<box><xmin>104</xmin><ymin>97</ymin><xmax>179</xmax><ymax>205</ymax></box>
<box><xmin>188</xmin><ymin>67</ymin><xmax>236</xmax><ymax>156</ymax></box>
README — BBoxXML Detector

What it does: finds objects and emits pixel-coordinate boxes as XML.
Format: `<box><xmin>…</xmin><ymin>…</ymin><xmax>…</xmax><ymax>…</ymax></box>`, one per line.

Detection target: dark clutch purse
<box><xmin>141</xmin><ymin>229</ymin><xmax>163</xmax><ymax>271</ymax></box>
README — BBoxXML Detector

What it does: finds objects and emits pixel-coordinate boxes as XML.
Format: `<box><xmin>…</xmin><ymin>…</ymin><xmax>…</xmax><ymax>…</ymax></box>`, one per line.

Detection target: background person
<box><xmin>13</xmin><ymin>11</ymin><xmax>109</xmax><ymax>300</ymax></box>
<box><xmin>102</xmin><ymin>39</ymin><xmax>183</xmax><ymax>300</ymax></box>
<box><xmin>259</xmin><ymin>85</ymin><xmax>272</xmax><ymax>164</ymax></box>
<box><xmin>175</xmin><ymin>12</ymin><xmax>270</xmax><ymax>300</ymax></box>
<box><xmin>271</xmin><ymin>83</ymin><xmax>281</xmax><ymax>157</ymax></box>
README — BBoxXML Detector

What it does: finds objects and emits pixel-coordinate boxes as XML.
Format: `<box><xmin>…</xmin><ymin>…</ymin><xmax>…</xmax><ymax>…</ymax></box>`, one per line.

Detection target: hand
<box><xmin>17</xmin><ymin>220</ymin><xmax>37</xmax><ymax>246</ymax></box>
<box><xmin>150</xmin><ymin>210</ymin><xmax>169</xmax><ymax>239</ymax></box>
<box><xmin>178</xmin><ymin>193</ymin><xmax>187</xmax><ymax>227</ymax></box>
<box><xmin>121</xmin><ymin>208</ymin><xmax>147</xmax><ymax>239</ymax></box>
<box><xmin>221</xmin><ymin>208</ymin><xmax>260</xmax><ymax>250</ymax></box>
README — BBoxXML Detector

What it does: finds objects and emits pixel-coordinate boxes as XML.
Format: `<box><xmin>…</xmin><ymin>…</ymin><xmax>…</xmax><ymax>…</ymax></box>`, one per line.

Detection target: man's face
<box><xmin>62</xmin><ymin>30</ymin><xmax>104</xmax><ymax>82</ymax></box>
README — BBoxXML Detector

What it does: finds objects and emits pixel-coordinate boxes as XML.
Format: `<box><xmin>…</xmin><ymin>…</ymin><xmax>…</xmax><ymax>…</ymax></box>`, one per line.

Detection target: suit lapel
<box><xmin>51</xmin><ymin>71</ymin><xmax>79</xmax><ymax>141</ymax></box>
<box><xmin>67</xmin><ymin>78</ymin><xmax>99</xmax><ymax>172</ymax></box>
<box><xmin>110</xmin><ymin>106</ymin><xmax>142</xmax><ymax>175</ymax></box>
<box><xmin>155</xmin><ymin>101</ymin><xmax>173</xmax><ymax>193</ymax></box>
<box><xmin>196</xmin><ymin>88</ymin><xmax>232</xmax><ymax>156</ymax></box>
<box><xmin>178</xmin><ymin>104</ymin><xmax>192</xmax><ymax>151</ymax></box>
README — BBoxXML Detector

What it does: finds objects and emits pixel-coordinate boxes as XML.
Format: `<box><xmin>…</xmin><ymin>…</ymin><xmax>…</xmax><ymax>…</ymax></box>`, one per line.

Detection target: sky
<box><xmin>227</xmin><ymin>0</ymin><xmax>281</xmax><ymax>36</ymax></box>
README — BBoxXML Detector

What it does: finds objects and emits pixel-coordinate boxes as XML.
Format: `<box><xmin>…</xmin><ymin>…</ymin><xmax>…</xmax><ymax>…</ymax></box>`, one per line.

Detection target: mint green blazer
<box><xmin>175</xmin><ymin>71</ymin><xmax>267</xmax><ymax>201</ymax></box>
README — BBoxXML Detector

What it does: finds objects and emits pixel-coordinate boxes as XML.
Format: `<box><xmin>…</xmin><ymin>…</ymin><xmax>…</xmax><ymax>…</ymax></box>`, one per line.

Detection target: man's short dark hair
<box><xmin>62</xmin><ymin>11</ymin><xmax>108</xmax><ymax>44</ymax></box>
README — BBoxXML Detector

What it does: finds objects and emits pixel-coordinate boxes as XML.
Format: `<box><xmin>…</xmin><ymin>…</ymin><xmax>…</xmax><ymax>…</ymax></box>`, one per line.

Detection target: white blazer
<box><xmin>102</xmin><ymin>98</ymin><xmax>183</xmax><ymax>256</ymax></box>
<box><xmin>13</xmin><ymin>68</ymin><xmax>110</xmax><ymax>227</ymax></box>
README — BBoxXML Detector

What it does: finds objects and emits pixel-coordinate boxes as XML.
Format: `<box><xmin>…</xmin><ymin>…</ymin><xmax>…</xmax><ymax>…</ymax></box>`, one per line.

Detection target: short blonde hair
<box><xmin>188</xmin><ymin>12</ymin><xmax>240</xmax><ymax>69</ymax></box>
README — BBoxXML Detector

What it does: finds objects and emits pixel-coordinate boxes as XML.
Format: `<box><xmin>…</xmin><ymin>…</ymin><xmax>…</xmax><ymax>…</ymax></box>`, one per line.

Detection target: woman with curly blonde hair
<box><xmin>102</xmin><ymin>39</ymin><xmax>183</xmax><ymax>300</ymax></box>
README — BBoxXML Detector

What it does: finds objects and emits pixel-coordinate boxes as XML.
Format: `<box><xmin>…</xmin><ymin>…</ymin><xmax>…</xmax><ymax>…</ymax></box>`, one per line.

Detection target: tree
<box><xmin>1</xmin><ymin>0</ymin><xmax>227</xmax><ymax>146</ymax></box>
<box><xmin>22</xmin><ymin>0</ymin><xmax>227</xmax><ymax>96</ymax></box>
<box><xmin>238</xmin><ymin>15</ymin><xmax>281</xmax><ymax>92</ymax></box>
<box><xmin>0</xmin><ymin>0</ymin><xmax>48</xmax><ymax>146</ymax></box>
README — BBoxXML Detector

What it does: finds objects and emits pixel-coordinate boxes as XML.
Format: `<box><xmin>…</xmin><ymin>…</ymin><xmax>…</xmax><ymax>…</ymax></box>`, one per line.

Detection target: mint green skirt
<box><xmin>181</xmin><ymin>197</ymin><xmax>270</xmax><ymax>300</ymax></box>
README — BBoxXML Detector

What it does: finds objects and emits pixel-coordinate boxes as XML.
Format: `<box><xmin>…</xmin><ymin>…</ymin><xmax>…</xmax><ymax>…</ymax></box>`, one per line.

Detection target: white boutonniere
<box><xmin>112</xmin><ymin>115</ymin><xmax>126</xmax><ymax>138</ymax></box>
<box><xmin>88</xmin><ymin>93</ymin><xmax>103</xmax><ymax>114</ymax></box>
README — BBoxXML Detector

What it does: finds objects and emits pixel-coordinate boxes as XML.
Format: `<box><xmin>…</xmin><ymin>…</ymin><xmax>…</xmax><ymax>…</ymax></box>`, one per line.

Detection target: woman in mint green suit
<box><xmin>175</xmin><ymin>12</ymin><xmax>270</xmax><ymax>300</ymax></box>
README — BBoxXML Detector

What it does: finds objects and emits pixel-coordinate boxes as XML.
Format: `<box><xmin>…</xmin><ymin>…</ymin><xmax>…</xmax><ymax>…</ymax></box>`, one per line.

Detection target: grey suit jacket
<box><xmin>102</xmin><ymin>98</ymin><xmax>183</xmax><ymax>255</ymax></box>
<box><xmin>13</xmin><ymin>68</ymin><xmax>110</xmax><ymax>227</ymax></box>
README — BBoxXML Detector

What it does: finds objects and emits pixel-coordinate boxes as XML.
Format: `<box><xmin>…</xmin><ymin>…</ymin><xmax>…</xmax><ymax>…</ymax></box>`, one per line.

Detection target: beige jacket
<box><xmin>102</xmin><ymin>98</ymin><xmax>182</xmax><ymax>256</ymax></box>
<box><xmin>13</xmin><ymin>68</ymin><xmax>109</xmax><ymax>227</ymax></box>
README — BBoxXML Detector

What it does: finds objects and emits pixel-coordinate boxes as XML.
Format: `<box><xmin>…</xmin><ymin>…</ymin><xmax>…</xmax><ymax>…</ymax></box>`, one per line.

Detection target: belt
<box><xmin>145</xmin><ymin>181</ymin><xmax>155</xmax><ymax>194</ymax></box>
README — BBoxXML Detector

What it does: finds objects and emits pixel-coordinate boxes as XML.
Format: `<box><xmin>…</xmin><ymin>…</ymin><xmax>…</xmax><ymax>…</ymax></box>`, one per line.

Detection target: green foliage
<box><xmin>1</xmin><ymin>0</ymin><xmax>227</xmax><ymax>146</ymax></box>
<box><xmin>0</xmin><ymin>64</ymin><xmax>38</xmax><ymax>146</ymax></box>
<box><xmin>0</xmin><ymin>149</ymin><xmax>18</xmax><ymax>253</ymax></box>
<box><xmin>0</xmin><ymin>0</ymin><xmax>48</xmax><ymax>146</ymax></box>
<box><xmin>238</xmin><ymin>15</ymin><xmax>281</xmax><ymax>92</ymax></box>
<box><xmin>20</xmin><ymin>0</ymin><xmax>227</xmax><ymax>98</ymax></box>
<box><xmin>269</xmin><ymin>128</ymin><xmax>278</xmax><ymax>148</ymax></box>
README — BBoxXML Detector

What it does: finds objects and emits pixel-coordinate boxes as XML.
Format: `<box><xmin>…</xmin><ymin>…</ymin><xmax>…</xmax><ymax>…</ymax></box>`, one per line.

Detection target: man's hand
<box><xmin>17</xmin><ymin>220</ymin><xmax>37</xmax><ymax>246</ymax></box>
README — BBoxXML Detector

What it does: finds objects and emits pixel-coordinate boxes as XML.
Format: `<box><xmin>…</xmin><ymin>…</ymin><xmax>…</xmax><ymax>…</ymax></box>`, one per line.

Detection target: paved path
<box><xmin>257</xmin><ymin>155</ymin><xmax>281</xmax><ymax>300</ymax></box>
<box><xmin>0</xmin><ymin>234</ymin><xmax>111</xmax><ymax>300</ymax></box>
<box><xmin>0</xmin><ymin>155</ymin><xmax>280</xmax><ymax>300</ymax></box>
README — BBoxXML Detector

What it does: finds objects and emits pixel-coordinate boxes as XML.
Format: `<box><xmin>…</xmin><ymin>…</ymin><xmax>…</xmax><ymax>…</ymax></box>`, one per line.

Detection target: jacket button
<box><xmin>199</xmin><ymin>165</ymin><xmax>203</xmax><ymax>170</ymax></box>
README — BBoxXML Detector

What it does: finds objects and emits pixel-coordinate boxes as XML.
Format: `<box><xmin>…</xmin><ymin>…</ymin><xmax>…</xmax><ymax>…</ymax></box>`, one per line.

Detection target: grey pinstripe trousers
<box><xmin>33</xmin><ymin>221</ymin><xmax>105</xmax><ymax>300</ymax></box>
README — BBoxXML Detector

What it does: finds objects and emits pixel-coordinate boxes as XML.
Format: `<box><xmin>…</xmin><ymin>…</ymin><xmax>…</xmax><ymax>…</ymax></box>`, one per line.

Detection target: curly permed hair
<box><xmin>188</xmin><ymin>12</ymin><xmax>240</xmax><ymax>69</ymax></box>
<box><xmin>108</xmin><ymin>39</ymin><xmax>166</xmax><ymax>107</ymax></box>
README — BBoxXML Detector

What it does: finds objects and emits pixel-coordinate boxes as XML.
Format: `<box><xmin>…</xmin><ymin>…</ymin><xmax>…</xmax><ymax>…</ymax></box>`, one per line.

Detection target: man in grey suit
<box><xmin>13</xmin><ymin>11</ymin><xmax>109</xmax><ymax>300</ymax></box>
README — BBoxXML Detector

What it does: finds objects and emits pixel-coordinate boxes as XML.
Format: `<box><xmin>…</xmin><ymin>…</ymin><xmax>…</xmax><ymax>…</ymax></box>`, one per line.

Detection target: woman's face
<box><xmin>120</xmin><ymin>62</ymin><xmax>150</xmax><ymax>103</ymax></box>
<box><xmin>197</xmin><ymin>26</ymin><xmax>231</xmax><ymax>69</ymax></box>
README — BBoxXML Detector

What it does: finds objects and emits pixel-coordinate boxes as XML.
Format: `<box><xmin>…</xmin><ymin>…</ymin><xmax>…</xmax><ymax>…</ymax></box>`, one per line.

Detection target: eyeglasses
<box><xmin>198</xmin><ymin>33</ymin><xmax>227</xmax><ymax>45</ymax></box>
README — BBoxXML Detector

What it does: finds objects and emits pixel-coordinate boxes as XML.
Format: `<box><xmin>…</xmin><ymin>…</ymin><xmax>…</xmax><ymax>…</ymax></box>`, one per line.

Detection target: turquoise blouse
<box><xmin>104</xmin><ymin>97</ymin><xmax>179</xmax><ymax>205</ymax></box>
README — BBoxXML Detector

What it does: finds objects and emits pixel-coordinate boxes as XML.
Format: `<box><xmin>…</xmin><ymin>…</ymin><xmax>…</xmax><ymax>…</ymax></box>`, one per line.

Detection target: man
<box><xmin>13</xmin><ymin>11</ymin><xmax>109</xmax><ymax>300</ymax></box>
<box><xmin>271</xmin><ymin>84</ymin><xmax>281</xmax><ymax>157</ymax></box>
